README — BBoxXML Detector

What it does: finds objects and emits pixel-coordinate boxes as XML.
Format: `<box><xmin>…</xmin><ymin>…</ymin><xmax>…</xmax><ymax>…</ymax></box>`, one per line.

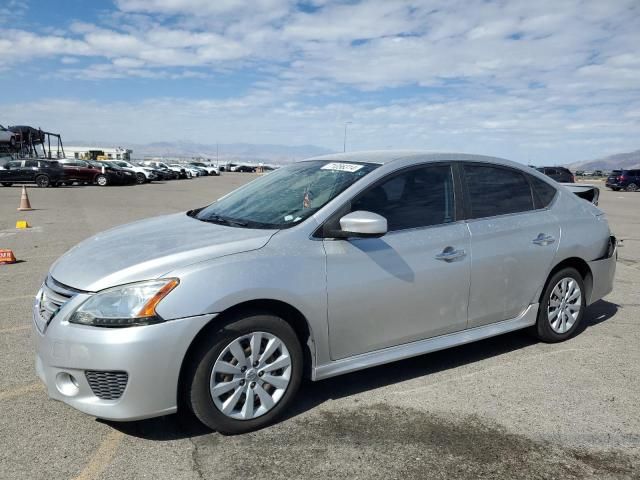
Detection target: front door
<box><xmin>324</xmin><ymin>163</ymin><xmax>471</xmax><ymax>360</ymax></box>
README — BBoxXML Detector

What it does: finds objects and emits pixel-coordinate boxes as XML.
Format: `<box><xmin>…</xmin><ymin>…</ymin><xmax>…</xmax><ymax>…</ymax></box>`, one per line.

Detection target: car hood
<box><xmin>50</xmin><ymin>213</ymin><xmax>277</xmax><ymax>292</ymax></box>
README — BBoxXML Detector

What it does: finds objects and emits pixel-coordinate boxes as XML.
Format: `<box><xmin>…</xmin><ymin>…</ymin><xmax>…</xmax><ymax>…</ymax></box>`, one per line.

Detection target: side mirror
<box><xmin>338</xmin><ymin>211</ymin><xmax>387</xmax><ymax>238</ymax></box>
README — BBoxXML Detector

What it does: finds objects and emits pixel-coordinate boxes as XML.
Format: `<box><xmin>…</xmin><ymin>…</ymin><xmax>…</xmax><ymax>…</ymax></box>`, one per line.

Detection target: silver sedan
<box><xmin>33</xmin><ymin>152</ymin><xmax>616</xmax><ymax>434</ymax></box>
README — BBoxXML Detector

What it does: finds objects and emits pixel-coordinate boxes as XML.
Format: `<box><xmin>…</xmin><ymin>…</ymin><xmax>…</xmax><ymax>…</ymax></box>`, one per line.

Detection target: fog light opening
<box><xmin>55</xmin><ymin>372</ymin><xmax>80</xmax><ymax>397</ymax></box>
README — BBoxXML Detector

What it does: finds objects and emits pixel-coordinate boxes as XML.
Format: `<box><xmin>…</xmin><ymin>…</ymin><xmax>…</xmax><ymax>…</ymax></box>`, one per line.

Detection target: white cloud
<box><xmin>0</xmin><ymin>0</ymin><xmax>638</xmax><ymax>162</ymax></box>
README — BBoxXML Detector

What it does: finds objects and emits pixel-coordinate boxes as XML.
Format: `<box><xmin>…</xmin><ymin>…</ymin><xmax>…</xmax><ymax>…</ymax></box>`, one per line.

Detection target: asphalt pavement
<box><xmin>0</xmin><ymin>175</ymin><xmax>638</xmax><ymax>480</ymax></box>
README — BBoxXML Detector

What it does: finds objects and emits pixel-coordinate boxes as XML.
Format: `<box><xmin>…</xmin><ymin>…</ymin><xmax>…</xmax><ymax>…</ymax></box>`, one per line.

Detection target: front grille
<box><xmin>85</xmin><ymin>370</ymin><xmax>128</xmax><ymax>400</ymax></box>
<box><xmin>38</xmin><ymin>275</ymin><xmax>79</xmax><ymax>324</ymax></box>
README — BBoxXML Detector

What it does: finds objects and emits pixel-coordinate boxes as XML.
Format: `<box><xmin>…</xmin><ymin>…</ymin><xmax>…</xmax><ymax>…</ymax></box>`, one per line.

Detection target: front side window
<box><xmin>350</xmin><ymin>164</ymin><xmax>455</xmax><ymax>231</ymax></box>
<box><xmin>6</xmin><ymin>161</ymin><xmax>21</xmax><ymax>169</ymax></box>
<box><xmin>463</xmin><ymin>164</ymin><xmax>534</xmax><ymax>219</ymax></box>
<box><xmin>194</xmin><ymin>160</ymin><xmax>379</xmax><ymax>229</ymax></box>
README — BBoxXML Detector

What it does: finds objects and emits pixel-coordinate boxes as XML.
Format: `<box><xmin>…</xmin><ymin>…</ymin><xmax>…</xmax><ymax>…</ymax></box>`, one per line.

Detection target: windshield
<box><xmin>194</xmin><ymin>160</ymin><xmax>378</xmax><ymax>229</ymax></box>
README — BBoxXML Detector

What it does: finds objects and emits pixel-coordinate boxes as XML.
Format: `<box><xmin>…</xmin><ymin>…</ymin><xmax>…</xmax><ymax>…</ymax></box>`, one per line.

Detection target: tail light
<box><xmin>619</xmin><ymin>175</ymin><xmax>626</xmax><ymax>181</ymax></box>
<box><xmin>571</xmin><ymin>174</ymin><xmax>575</xmax><ymax>182</ymax></box>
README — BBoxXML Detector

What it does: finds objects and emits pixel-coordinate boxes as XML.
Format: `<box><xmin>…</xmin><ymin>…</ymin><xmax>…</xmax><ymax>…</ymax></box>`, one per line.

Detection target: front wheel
<box><xmin>35</xmin><ymin>175</ymin><xmax>50</xmax><ymax>188</ymax></box>
<box><xmin>533</xmin><ymin>267</ymin><xmax>585</xmax><ymax>342</ymax></box>
<box><xmin>1</xmin><ymin>182</ymin><xmax>12</xmax><ymax>187</ymax></box>
<box><xmin>135</xmin><ymin>173</ymin><xmax>146</xmax><ymax>184</ymax></box>
<box><xmin>185</xmin><ymin>312</ymin><xmax>303</xmax><ymax>434</ymax></box>
<box><xmin>626</xmin><ymin>183</ymin><xmax>638</xmax><ymax>192</ymax></box>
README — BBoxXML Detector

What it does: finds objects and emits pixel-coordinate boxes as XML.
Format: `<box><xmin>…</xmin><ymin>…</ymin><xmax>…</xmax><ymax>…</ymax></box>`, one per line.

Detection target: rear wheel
<box><xmin>626</xmin><ymin>183</ymin><xmax>638</xmax><ymax>192</ymax></box>
<box><xmin>185</xmin><ymin>312</ymin><xmax>303</xmax><ymax>434</ymax></box>
<box><xmin>96</xmin><ymin>174</ymin><xmax>108</xmax><ymax>186</ymax></box>
<box><xmin>1</xmin><ymin>182</ymin><xmax>12</xmax><ymax>187</ymax></box>
<box><xmin>534</xmin><ymin>267</ymin><xmax>585</xmax><ymax>342</ymax></box>
<box><xmin>35</xmin><ymin>175</ymin><xmax>50</xmax><ymax>188</ymax></box>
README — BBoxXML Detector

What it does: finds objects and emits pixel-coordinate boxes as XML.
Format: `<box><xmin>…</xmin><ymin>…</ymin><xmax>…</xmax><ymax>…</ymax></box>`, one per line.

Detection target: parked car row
<box><xmin>0</xmin><ymin>158</ymin><xmax>223</xmax><ymax>187</ymax></box>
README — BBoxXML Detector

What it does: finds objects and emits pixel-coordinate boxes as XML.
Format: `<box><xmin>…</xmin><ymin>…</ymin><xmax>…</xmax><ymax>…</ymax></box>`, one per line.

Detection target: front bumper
<box><xmin>586</xmin><ymin>236</ymin><xmax>617</xmax><ymax>305</ymax></box>
<box><xmin>33</xmin><ymin>295</ymin><xmax>216</xmax><ymax>421</ymax></box>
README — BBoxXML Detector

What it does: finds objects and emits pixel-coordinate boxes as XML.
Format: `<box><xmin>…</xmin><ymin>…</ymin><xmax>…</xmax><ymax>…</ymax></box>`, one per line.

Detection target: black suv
<box><xmin>0</xmin><ymin>159</ymin><xmax>64</xmax><ymax>187</ymax></box>
<box><xmin>606</xmin><ymin>169</ymin><xmax>640</xmax><ymax>192</ymax></box>
<box><xmin>535</xmin><ymin>166</ymin><xmax>575</xmax><ymax>183</ymax></box>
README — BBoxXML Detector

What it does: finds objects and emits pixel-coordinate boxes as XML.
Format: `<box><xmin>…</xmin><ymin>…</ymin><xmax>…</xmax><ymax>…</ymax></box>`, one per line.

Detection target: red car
<box><xmin>58</xmin><ymin>159</ymin><xmax>103</xmax><ymax>185</ymax></box>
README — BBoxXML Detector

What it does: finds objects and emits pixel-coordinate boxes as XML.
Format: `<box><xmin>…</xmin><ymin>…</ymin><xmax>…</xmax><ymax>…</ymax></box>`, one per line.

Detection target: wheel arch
<box><xmin>177</xmin><ymin>298</ymin><xmax>315</xmax><ymax>410</ymax></box>
<box><xmin>543</xmin><ymin>257</ymin><xmax>593</xmax><ymax>304</ymax></box>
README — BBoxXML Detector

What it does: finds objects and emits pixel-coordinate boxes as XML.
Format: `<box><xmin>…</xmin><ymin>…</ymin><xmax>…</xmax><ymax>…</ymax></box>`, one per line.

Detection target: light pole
<box><xmin>343</xmin><ymin>122</ymin><xmax>352</xmax><ymax>152</ymax></box>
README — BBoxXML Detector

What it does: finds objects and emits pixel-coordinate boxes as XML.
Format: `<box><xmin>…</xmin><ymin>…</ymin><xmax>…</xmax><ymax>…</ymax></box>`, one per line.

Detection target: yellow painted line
<box><xmin>0</xmin><ymin>294</ymin><xmax>35</xmax><ymax>302</ymax></box>
<box><xmin>72</xmin><ymin>430</ymin><xmax>124</xmax><ymax>480</ymax></box>
<box><xmin>0</xmin><ymin>325</ymin><xmax>30</xmax><ymax>333</ymax></box>
<box><xmin>0</xmin><ymin>382</ymin><xmax>43</xmax><ymax>401</ymax></box>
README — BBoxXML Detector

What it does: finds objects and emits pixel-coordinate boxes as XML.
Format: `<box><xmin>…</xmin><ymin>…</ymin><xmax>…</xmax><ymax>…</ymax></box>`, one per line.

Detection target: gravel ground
<box><xmin>0</xmin><ymin>175</ymin><xmax>638</xmax><ymax>480</ymax></box>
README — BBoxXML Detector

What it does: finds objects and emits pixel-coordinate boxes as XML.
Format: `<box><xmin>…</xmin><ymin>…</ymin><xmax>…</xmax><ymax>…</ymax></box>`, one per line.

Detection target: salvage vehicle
<box><xmin>86</xmin><ymin>160</ymin><xmax>136</xmax><ymax>186</ymax></box>
<box><xmin>536</xmin><ymin>166</ymin><xmax>575</xmax><ymax>183</ymax></box>
<box><xmin>33</xmin><ymin>152</ymin><xmax>616</xmax><ymax>434</ymax></box>
<box><xmin>1</xmin><ymin>159</ymin><xmax>63</xmax><ymax>187</ymax></box>
<box><xmin>0</xmin><ymin>124</ymin><xmax>18</xmax><ymax>148</ymax></box>
<box><xmin>58</xmin><ymin>159</ymin><xmax>102</xmax><ymax>185</ymax></box>
<box><xmin>109</xmin><ymin>160</ymin><xmax>157</xmax><ymax>184</ymax></box>
<box><xmin>606</xmin><ymin>169</ymin><xmax>640</xmax><ymax>192</ymax></box>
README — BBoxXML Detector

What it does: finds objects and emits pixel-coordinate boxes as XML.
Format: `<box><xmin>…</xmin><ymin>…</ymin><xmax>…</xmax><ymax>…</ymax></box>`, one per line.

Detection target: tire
<box><xmin>1</xmin><ymin>182</ymin><xmax>12</xmax><ymax>187</ymax></box>
<box><xmin>96</xmin><ymin>174</ymin><xmax>108</xmax><ymax>186</ymax></box>
<box><xmin>533</xmin><ymin>267</ymin><xmax>586</xmax><ymax>342</ymax></box>
<box><xmin>135</xmin><ymin>173</ymin><xmax>146</xmax><ymax>184</ymax></box>
<box><xmin>35</xmin><ymin>175</ymin><xmax>50</xmax><ymax>188</ymax></box>
<box><xmin>185</xmin><ymin>312</ymin><xmax>303</xmax><ymax>434</ymax></box>
<box><xmin>9</xmin><ymin>137</ymin><xmax>16</xmax><ymax>148</ymax></box>
<box><xmin>626</xmin><ymin>183</ymin><xmax>638</xmax><ymax>192</ymax></box>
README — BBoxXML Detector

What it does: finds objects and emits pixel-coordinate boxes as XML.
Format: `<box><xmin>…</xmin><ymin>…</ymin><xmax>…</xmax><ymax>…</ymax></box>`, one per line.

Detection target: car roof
<box><xmin>301</xmin><ymin>150</ymin><xmax>525</xmax><ymax>169</ymax></box>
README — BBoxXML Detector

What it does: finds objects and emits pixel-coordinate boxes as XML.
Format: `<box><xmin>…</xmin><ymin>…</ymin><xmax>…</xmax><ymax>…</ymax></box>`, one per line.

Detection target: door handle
<box><xmin>532</xmin><ymin>233</ymin><xmax>555</xmax><ymax>246</ymax></box>
<box><xmin>435</xmin><ymin>246</ymin><xmax>466</xmax><ymax>262</ymax></box>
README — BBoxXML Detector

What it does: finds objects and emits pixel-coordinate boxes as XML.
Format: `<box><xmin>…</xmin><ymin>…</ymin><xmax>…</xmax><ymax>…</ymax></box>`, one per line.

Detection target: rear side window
<box><xmin>352</xmin><ymin>164</ymin><xmax>455</xmax><ymax>231</ymax></box>
<box><xmin>463</xmin><ymin>164</ymin><xmax>534</xmax><ymax>219</ymax></box>
<box><xmin>25</xmin><ymin>160</ymin><xmax>38</xmax><ymax>168</ymax></box>
<box><xmin>529</xmin><ymin>175</ymin><xmax>557</xmax><ymax>208</ymax></box>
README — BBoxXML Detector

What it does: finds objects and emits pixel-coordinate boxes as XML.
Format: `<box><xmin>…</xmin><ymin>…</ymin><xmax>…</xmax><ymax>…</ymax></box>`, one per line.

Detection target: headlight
<box><xmin>69</xmin><ymin>278</ymin><xmax>179</xmax><ymax>327</ymax></box>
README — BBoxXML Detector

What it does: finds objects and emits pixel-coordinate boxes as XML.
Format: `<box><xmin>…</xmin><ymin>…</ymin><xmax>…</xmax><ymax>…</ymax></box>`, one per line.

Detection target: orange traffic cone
<box><xmin>17</xmin><ymin>186</ymin><xmax>33</xmax><ymax>211</ymax></box>
<box><xmin>0</xmin><ymin>249</ymin><xmax>17</xmax><ymax>264</ymax></box>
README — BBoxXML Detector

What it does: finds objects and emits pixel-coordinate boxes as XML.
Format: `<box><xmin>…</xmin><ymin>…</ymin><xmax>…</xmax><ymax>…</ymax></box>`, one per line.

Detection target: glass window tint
<box><xmin>352</xmin><ymin>164</ymin><xmax>455</xmax><ymax>231</ymax></box>
<box><xmin>529</xmin><ymin>175</ymin><xmax>557</xmax><ymax>208</ymax></box>
<box><xmin>463</xmin><ymin>164</ymin><xmax>534</xmax><ymax>218</ymax></box>
<box><xmin>7</xmin><ymin>161</ymin><xmax>21</xmax><ymax>169</ymax></box>
<box><xmin>25</xmin><ymin>160</ymin><xmax>38</xmax><ymax>168</ymax></box>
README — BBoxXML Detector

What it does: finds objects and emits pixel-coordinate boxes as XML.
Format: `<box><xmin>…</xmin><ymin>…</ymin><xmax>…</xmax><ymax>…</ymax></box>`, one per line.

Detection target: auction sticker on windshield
<box><xmin>321</xmin><ymin>162</ymin><xmax>364</xmax><ymax>172</ymax></box>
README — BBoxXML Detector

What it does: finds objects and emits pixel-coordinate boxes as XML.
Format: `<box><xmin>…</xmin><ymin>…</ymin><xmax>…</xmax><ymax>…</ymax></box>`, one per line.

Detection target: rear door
<box><xmin>24</xmin><ymin>160</ymin><xmax>40</xmax><ymax>182</ymax></box>
<box><xmin>462</xmin><ymin>163</ymin><xmax>560</xmax><ymax>327</ymax></box>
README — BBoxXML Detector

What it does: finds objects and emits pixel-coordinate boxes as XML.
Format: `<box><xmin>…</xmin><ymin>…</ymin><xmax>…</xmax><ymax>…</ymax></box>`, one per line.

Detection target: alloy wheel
<box><xmin>627</xmin><ymin>183</ymin><xmax>638</xmax><ymax>192</ymax></box>
<box><xmin>547</xmin><ymin>277</ymin><xmax>582</xmax><ymax>334</ymax></box>
<box><xmin>210</xmin><ymin>331</ymin><xmax>292</xmax><ymax>420</ymax></box>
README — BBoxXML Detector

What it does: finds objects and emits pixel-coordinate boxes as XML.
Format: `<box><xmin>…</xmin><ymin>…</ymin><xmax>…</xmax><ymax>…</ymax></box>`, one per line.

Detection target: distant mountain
<box><xmin>568</xmin><ymin>149</ymin><xmax>640</xmax><ymax>171</ymax></box>
<box><xmin>65</xmin><ymin>141</ymin><xmax>334</xmax><ymax>164</ymax></box>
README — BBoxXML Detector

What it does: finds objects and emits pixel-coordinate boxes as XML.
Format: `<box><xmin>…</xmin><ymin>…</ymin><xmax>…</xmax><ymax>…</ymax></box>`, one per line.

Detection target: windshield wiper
<box><xmin>199</xmin><ymin>214</ymin><xmax>249</xmax><ymax>227</ymax></box>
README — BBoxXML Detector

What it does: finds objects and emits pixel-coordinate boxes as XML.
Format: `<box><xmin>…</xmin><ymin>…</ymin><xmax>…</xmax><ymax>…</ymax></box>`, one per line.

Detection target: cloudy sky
<box><xmin>1</xmin><ymin>0</ymin><xmax>639</xmax><ymax>163</ymax></box>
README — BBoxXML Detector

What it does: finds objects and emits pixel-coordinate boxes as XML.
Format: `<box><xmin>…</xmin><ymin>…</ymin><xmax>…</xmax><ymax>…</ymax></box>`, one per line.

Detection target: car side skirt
<box><xmin>312</xmin><ymin>304</ymin><xmax>538</xmax><ymax>381</ymax></box>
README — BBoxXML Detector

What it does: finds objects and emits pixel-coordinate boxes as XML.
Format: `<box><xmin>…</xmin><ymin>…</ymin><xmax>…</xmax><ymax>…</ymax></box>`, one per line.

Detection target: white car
<box><xmin>0</xmin><ymin>125</ymin><xmax>17</xmax><ymax>147</ymax></box>
<box><xmin>110</xmin><ymin>160</ymin><xmax>157</xmax><ymax>184</ymax></box>
<box><xmin>190</xmin><ymin>162</ymin><xmax>220</xmax><ymax>176</ymax></box>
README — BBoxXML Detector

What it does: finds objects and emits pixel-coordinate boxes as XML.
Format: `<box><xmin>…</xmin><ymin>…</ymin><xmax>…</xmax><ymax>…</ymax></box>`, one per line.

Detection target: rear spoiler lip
<box><xmin>560</xmin><ymin>182</ymin><xmax>600</xmax><ymax>206</ymax></box>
